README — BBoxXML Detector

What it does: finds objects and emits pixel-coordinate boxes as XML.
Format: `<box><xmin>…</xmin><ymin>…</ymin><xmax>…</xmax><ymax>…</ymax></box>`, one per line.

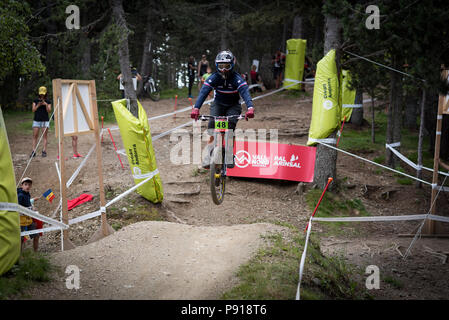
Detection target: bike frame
<box><xmin>199</xmin><ymin>114</ymin><xmax>243</xmax><ymax>175</ymax></box>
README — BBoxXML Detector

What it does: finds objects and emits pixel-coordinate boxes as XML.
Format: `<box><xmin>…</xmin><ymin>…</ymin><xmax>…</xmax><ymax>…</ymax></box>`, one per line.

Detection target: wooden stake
<box><xmin>424</xmin><ymin>68</ymin><xmax>448</xmax><ymax>235</ymax></box>
<box><xmin>88</xmin><ymin>80</ymin><xmax>114</xmax><ymax>242</ymax></box>
<box><xmin>174</xmin><ymin>95</ymin><xmax>178</xmax><ymax>120</ymax></box>
<box><xmin>53</xmin><ymin>79</ymin><xmax>76</xmax><ymax>251</ymax></box>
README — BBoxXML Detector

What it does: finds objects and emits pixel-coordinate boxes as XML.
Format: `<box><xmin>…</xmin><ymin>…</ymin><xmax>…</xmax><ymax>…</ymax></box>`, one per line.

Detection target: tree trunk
<box><xmin>220</xmin><ymin>0</ymin><xmax>229</xmax><ymax>50</ymax></box>
<box><xmin>111</xmin><ymin>0</ymin><xmax>138</xmax><ymax>117</ymax></box>
<box><xmin>281</xmin><ymin>18</ymin><xmax>288</xmax><ymax>51</ymax></box>
<box><xmin>313</xmin><ymin>13</ymin><xmax>341</xmax><ymax>190</ymax></box>
<box><xmin>404</xmin><ymin>92</ymin><xmax>418</xmax><ymax>130</ymax></box>
<box><xmin>79</xmin><ymin>31</ymin><xmax>91</xmax><ymax>78</ymax></box>
<box><xmin>292</xmin><ymin>15</ymin><xmax>303</xmax><ymax>39</ymax></box>
<box><xmin>370</xmin><ymin>91</ymin><xmax>376</xmax><ymax>143</ymax></box>
<box><xmin>350</xmin><ymin>90</ymin><xmax>364</xmax><ymax>126</ymax></box>
<box><xmin>259</xmin><ymin>53</ymin><xmax>275</xmax><ymax>89</ymax></box>
<box><xmin>242</xmin><ymin>35</ymin><xmax>250</xmax><ymax>74</ymax></box>
<box><xmin>323</xmin><ymin>15</ymin><xmax>341</xmax><ymax>54</ymax></box>
<box><xmin>79</xmin><ymin>10</ymin><xmax>91</xmax><ymax>78</ymax></box>
<box><xmin>138</xmin><ymin>3</ymin><xmax>153</xmax><ymax>96</ymax></box>
<box><xmin>386</xmin><ymin>65</ymin><xmax>403</xmax><ymax>168</ymax></box>
<box><xmin>416</xmin><ymin>88</ymin><xmax>426</xmax><ymax>188</ymax></box>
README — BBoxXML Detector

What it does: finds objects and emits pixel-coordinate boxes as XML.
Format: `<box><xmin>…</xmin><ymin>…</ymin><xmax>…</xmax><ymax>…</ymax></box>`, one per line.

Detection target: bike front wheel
<box><xmin>146</xmin><ymin>82</ymin><xmax>161</xmax><ymax>101</ymax></box>
<box><xmin>210</xmin><ymin>147</ymin><xmax>225</xmax><ymax>205</ymax></box>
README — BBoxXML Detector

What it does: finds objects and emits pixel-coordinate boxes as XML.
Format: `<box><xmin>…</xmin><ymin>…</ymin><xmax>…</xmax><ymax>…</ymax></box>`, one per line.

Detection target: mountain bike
<box><xmin>143</xmin><ymin>74</ymin><xmax>161</xmax><ymax>101</ymax></box>
<box><xmin>199</xmin><ymin>114</ymin><xmax>245</xmax><ymax>205</ymax></box>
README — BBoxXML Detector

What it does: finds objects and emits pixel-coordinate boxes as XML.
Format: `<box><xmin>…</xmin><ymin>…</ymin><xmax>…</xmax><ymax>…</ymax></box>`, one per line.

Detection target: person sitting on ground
<box><xmin>31</xmin><ymin>86</ymin><xmax>52</xmax><ymax>158</ymax></box>
<box><xmin>17</xmin><ymin>177</ymin><xmax>41</xmax><ymax>252</ymax></box>
<box><xmin>250</xmin><ymin>65</ymin><xmax>262</xmax><ymax>93</ymax></box>
<box><xmin>190</xmin><ymin>50</ymin><xmax>255</xmax><ymax>169</ymax></box>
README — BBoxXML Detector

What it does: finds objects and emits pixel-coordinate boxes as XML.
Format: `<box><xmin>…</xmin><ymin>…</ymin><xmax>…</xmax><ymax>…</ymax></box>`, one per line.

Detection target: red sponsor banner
<box><xmin>227</xmin><ymin>140</ymin><xmax>316</xmax><ymax>182</ymax></box>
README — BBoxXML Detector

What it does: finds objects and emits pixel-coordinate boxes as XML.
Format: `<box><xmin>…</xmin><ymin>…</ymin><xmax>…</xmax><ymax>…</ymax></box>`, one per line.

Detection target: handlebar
<box><xmin>198</xmin><ymin>115</ymin><xmax>245</xmax><ymax>121</ymax></box>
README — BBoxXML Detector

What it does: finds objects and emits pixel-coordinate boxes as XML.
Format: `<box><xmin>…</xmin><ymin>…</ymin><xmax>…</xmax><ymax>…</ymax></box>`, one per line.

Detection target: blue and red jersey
<box><xmin>193</xmin><ymin>71</ymin><xmax>254</xmax><ymax>109</ymax></box>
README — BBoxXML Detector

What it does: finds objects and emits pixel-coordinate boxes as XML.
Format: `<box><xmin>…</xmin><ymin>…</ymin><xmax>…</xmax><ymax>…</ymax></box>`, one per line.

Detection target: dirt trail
<box><xmin>24</xmin><ymin>221</ymin><xmax>285</xmax><ymax>299</ymax></box>
<box><xmin>9</xmin><ymin>90</ymin><xmax>449</xmax><ymax>299</ymax></box>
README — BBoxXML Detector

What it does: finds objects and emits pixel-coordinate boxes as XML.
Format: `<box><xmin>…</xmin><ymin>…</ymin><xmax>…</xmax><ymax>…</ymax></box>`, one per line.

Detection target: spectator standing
<box><xmin>197</xmin><ymin>54</ymin><xmax>210</xmax><ymax>91</ymax></box>
<box><xmin>272</xmin><ymin>49</ymin><xmax>286</xmax><ymax>89</ymax></box>
<box><xmin>117</xmin><ymin>65</ymin><xmax>142</xmax><ymax>98</ymax></box>
<box><xmin>187</xmin><ymin>56</ymin><xmax>196</xmax><ymax>98</ymax></box>
<box><xmin>250</xmin><ymin>65</ymin><xmax>262</xmax><ymax>93</ymax></box>
<box><xmin>31</xmin><ymin>86</ymin><xmax>52</xmax><ymax>158</ymax></box>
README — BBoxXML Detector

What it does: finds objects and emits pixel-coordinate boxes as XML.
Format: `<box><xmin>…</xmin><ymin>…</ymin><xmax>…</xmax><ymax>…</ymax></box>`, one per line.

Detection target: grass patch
<box><xmin>0</xmin><ymin>250</ymin><xmax>54</xmax><ymax>300</ymax></box>
<box><xmin>192</xmin><ymin>167</ymin><xmax>207</xmax><ymax>177</ymax></box>
<box><xmin>280</xmin><ymin>89</ymin><xmax>310</xmax><ymax>99</ymax></box>
<box><xmin>109</xmin><ymin>205</ymin><xmax>162</xmax><ymax>223</ymax></box>
<box><xmin>2</xmin><ymin>109</ymin><xmax>42</xmax><ymax>135</ymax></box>
<box><xmin>338</xmin><ymin>111</ymin><xmax>434</xmax><ymax>170</ymax></box>
<box><xmin>373</xmin><ymin>155</ymin><xmax>385</xmax><ymax>164</ymax></box>
<box><xmin>305</xmin><ymin>189</ymin><xmax>370</xmax><ymax>236</ymax></box>
<box><xmin>396</xmin><ymin>178</ymin><xmax>413</xmax><ymax>185</ymax></box>
<box><xmin>383</xmin><ymin>275</ymin><xmax>404</xmax><ymax>289</ymax></box>
<box><xmin>159</xmin><ymin>87</ymin><xmax>190</xmax><ymax>100</ymax></box>
<box><xmin>222</xmin><ymin>229</ymin><xmax>365</xmax><ymax>300</ymax></box>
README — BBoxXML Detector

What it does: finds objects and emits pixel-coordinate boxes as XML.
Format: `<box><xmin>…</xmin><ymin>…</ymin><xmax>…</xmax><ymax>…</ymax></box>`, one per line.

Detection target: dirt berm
<box><xmin>26</xmin><ymin>221</ymin><xmax>286</xmax><ymax>299</ymax></box>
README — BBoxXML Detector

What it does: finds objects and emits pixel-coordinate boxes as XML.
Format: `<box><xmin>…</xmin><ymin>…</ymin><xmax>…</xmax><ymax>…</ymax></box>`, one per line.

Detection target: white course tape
<box><xmin>436</xmin><ymin>131</ymin><xmax>441</xmax><ymax>135</ymax></box>
<box><xmin>67</xmin><ymin>143</ymin><xmax>96</xmax><ymax>188</ymax></box>
<box><xmin>152</xmin><ymin>120</ymin><xmax>194</xmax><ymax>141</ymax></box>
<box><xmin>296</xmin><ymin>217</ymin><xmax>313</xmax><ymax>301</ymax></box>
<box><xmin>69</xmin><ymin>209</ymin><xmax>102</xmax><ymax>225</ymax></box>
<box><xmin>296</xmin><ymin>212</ymin><xmax>449</xmax><ymax>300</ymax></box>
<box><xmin>428</xmin><ymin>214</ymin><xmax>449</xmax><ymax>223</ymax></box>
<box><xmin>386</xmin><ymin>144</ymin><xmax>449</xmax><ymax>177</ymax></box>
<box><xmin>386</xmin><ymin>144</ymin><xmax>417</xmax><ymax>170</ymax></box>
<box><xmin>69</xmin><ymin>169</ymin><xmax>159</xmax><ymax>226</ymax></box>
<box><xmin>248</xmin><ymin>84</ymin><xmax>262</xmax><ymax>90</ymax></box>
<box><xmin>308</xmin><ymin>137</ymin><xmax>337</xmax><ymax>144</ymax></box>
<box><xmin>116</xmin><ymin>120</ymin><xmax>194</xmax><ymax>155</ymax></box>
<box><xmin>105</xmin><ymin>169</ymin><xmax>159</xmax><ymax>209</ymax></box>
<box><xmin>312</xmin><ymin>214</ymin><xmax>428</xmax><ymax>223</ymax></box>
<box><xmin>437</xmin><ymin>115</ymin><xmax>443</xmax><ymax>120</ymax></box>
<box><xmin>342</xmin><ymin>104</ymin><xmax>363</xmax><ymax>108</ymax></box>
<box><xmin>16</xmin><ymin>100</ymin><xmax>60</xmax><ymax>188</ymax></box>
<box><xmin>0</xmin><ymin>202</ymin><xmax>68</xmax><ymax>229</ymax></box>
<box><xmin>432</xmin><ymin>184</ymin><xmax>449</xmax><ymax>192</ymax></box>
<box><xmin>387</xmin><ymin>142</ymin><xmax>401</xmax><ymax>147</ymax></box>
<box><xmin>21</xmin><ymin>226</ymin><xmax>62</xmax><ymax>237</ymax></box>
<box><xmin>318</xmin><ymin>142</ymin><xmax>432</xmax><ymax>185</ymax></box>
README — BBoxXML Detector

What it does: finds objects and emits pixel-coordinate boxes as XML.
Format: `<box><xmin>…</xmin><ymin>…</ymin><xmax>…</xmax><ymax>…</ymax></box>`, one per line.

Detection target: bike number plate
<box><xmin>215</xmin><ymin>119</ymin><xmax>228</xmax><ymax>131</ymax></box>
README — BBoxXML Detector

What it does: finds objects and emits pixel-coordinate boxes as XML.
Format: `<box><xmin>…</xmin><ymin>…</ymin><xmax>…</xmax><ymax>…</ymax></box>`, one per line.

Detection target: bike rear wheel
<box><xmin>210</xmin><ymin>147</ymin><xmax>225</xmax><ymax>205</ymax></box>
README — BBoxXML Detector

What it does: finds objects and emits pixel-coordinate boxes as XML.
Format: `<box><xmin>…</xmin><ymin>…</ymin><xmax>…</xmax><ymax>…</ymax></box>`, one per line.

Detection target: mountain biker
<box><xmin>190</xmin><ymin>50</ymin><xmax>255</xmax><ymax>169</ymax></box>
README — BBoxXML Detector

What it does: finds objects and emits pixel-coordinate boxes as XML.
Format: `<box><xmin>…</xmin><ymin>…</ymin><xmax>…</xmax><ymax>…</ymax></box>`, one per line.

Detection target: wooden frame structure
<box><xmin>52</xmin><ymin>79</ymin><xmax>112</xmax><ymax>250</ymax></box>
<box><xmin>424</xmin><ymin>67</ymin><xmax>449</xmax><ymax>235</ymax></box>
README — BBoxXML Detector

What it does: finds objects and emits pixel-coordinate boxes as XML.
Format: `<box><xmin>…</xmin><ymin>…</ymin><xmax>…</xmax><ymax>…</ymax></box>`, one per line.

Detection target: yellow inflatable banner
<box><xmin>112</xmin><ymin>99</ymin><xmax>163</xmax><ymax>203</ymax></box>
<box><xmin>341</xmin><ymin>69</ymin><xmax>357</xmax><ymax>122</ymax></box>
<box><xmin>307</xmin><ymin>49</ymin><xmax>341</xmax><ymax>146</ymax></box>
<box><xmin>0</xmin><ymin>107</ymin><xmax>20</xmax><ymax>275</ymax></box>
<box><xmin>283</xmin><ymin>39</ymin><xmax>307</xmax><ymax>90</ymax></box>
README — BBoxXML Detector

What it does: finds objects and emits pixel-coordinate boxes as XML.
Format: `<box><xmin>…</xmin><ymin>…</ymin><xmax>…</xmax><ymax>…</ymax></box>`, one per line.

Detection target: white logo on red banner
<box><xmin>235</xmin><ymin>150</ymin><xmax>251</xmax><ymax>168</ymax></box>
<box><xmin>228</xmin><ymin>141</ymin><xmax>316</xmax><ymax>182</ymax></box>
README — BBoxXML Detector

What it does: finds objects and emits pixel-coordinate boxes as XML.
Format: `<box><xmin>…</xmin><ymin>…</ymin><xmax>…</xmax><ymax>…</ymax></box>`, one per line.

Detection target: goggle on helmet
<box><xmin>215</xmin><ymin>50</ymin><xmax>235</xmax><ymax>73</ymax></box>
